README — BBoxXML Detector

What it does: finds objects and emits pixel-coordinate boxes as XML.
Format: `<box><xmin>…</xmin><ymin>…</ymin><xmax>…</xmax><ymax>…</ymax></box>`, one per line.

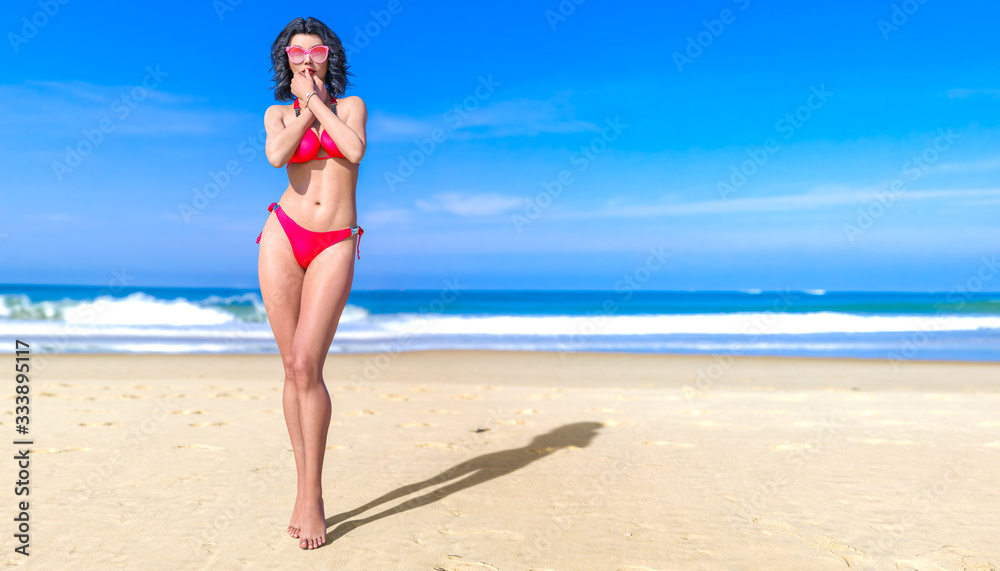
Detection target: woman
<box><xmin>256</xmin><ymin>16</ymin><xmax>367</xmax><ymax>550</ymax></box>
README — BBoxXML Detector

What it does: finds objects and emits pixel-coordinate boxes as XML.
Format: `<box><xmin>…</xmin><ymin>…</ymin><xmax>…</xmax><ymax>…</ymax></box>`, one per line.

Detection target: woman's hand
<box><xmin>309</xmin><ymin>71</ymin><xmax>329</xmax><ymax>107</ymax></box>
<box><xmin>290</xmin><ymin>69</ymin><xmax>319</xmax><ymax>102</ymax></box>
<box><xmin>290</xmin><ymin>69</ymin><xmax>329</xmax><ymax>108</ymax></box>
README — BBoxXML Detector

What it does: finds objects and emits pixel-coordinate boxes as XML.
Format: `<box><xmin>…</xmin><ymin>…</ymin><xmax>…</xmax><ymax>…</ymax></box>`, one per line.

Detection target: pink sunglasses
<box><xmin>285</xmin><ymin>45</ymin><xmax>329</xmax><ymax>64</ymax></box>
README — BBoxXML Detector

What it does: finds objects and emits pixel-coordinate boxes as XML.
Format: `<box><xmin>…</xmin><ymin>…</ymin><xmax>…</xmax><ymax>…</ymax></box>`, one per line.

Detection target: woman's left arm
<box><xmin>309</xmin><ymin>95</ymin><xmax>367</xmax><ymax>164</ymax></box>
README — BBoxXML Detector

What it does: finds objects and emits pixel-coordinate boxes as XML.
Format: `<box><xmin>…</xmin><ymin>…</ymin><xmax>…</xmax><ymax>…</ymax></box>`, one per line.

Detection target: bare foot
<box><xmin>288</xmin><ymin>497</ymin><xmax>303</xmax><ymax>538</ymax></box>
<box><xmin>297</xmin><ymin>497</ymin><xmax>327</xmax><ymax>550</ymax></box>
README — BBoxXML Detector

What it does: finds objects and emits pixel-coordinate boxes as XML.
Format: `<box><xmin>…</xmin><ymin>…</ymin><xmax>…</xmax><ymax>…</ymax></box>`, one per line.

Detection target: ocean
<box><xmin>0</xmin><ymin>284</ymin><xmax>998</xmax><ymax>361</ymax></box>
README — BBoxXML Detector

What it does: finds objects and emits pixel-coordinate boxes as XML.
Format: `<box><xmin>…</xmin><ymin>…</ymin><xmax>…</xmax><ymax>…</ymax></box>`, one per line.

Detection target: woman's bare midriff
<box><xmin>278</xmin><ymin>104</ymin><xmax>359</xmax><ymax>231</ymax></box>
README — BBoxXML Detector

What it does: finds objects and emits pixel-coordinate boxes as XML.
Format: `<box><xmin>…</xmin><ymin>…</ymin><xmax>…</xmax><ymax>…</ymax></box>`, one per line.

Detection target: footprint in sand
<box><xmin>849</xmin><ymin>410</ymin><xmax>881</xmax><ymax>416</ymax></box>
<box><xmin>211</xmin><ymin>393</ymin><xmax>254</xmax><ymax>400</ymax></box>
<box><xmin>529</xmin><ymin>446</ymin><xmax>573</xmax><ymax>453</ymax></box>
<box><xmin>397</xmin><ymin>422</ymin><xmax>436</xmax><ymax>428</ymax></box>
<box><xmin>494</xmin><ymin>419</ymin><xmax>531</xmax><ymax>425</ymax></box>
<box><xmin>769</xmin><ymin>443</ymin><xmax>815</xmax><ymax>451</ymax></box>
<box><xmin>452</xmin><ymin>393</ymin><xmax>482</xmax><ymax>400</ymax></box>
<box><xmin>601</xmin><ymin>420</ymin><xmax>635</xmax><ymax>427</ymax></box>
<box><xmin>410</xmin><ymin>385</ymin><xmax>434</xmax><ymax>393</ymax></box>
<box><xmin>173</xmin><ymin>444</ymin><xmax>225</xmax><ymax>450</ymax></box>
<box><xmin>341</xmin><ymin>410</ymin><xmax>377</xmax><ymax>416</ymax></box>
<box><xmin>514</xmin><ymin>409</ymin><xmax>542</xmax><ymax>415</ymax></box>
<box><xmin>643</xmin><ymin>441</ymin><xmax>695</xmax><ymax>448</ymax></box>
<box><xmin>428</xmin><ymin>409</ymin><xmax>459</xmax><ymax>414</ymax></box>
<box><xmin>188</xmin><ymin>422</ymin><xmax>232</xmax><ymax>427</ymax></box>
<box><xmin>173</xmin><ymin>409</ymin><xmax>206</xmax><ymax>415</ymax></box>
<box><xmin>378</xmin><ymin>394</ymin><xmax>409</xmax><ymax>401</ymax></box>
<box><xmin>127</xmin><ymin>384</ymin><xmax>152</xmax><ymax>390</ymax></box>
<box><xmin>691</xmin><ymin>420</ymin><xmax>729</xmax><ymax>427</ymax></box>
<box><xmin>437</xmin><ymin>555</ymin><xmax>500</xmax><ymax>570</ymax></box>
<box><xmin>438</xmin><ymin>528</ymin><xmax>524</xmax><ymax>541</ymax></box>
<box><xmin>120</xmin><ymin>394</ymin><xmax>145</xmax><ymax>399</ymax></box>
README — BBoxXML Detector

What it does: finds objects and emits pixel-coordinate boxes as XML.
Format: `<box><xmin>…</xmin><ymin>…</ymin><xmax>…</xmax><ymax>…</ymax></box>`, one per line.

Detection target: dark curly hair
<box><xmin>269</xmin><ymin>17</ymin><xmax>354</xmax><ymax>102</ymax></box>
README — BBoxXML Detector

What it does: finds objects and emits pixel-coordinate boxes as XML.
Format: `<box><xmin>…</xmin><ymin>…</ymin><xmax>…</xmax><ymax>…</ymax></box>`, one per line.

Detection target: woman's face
<box><xmin>287</xmin><ymin>33</ymin><xmax>328</xmax><ymax>78</ymax></box>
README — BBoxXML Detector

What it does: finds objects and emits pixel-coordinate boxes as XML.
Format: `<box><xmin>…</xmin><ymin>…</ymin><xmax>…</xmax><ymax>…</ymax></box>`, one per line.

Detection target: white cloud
<box><xmin>363</xmin><ymin>208</ymin><xmax>414</xmax><ymax>224</ymax></box>
<box><xmin>0</xmin><ymin>80</ymin><xmax>250</xmax><ymax>136</ymax></box>
<box><xmin>946</xmin><ymin>88</ymin><xmax>1000</xmax><ymax>99</ymax></box>
<box><xmin>934</xmin><ymin>158</ymin><xmax>1000</xmax><ymax>173</ymax></box>
<box><xmin>415</xmin><ymin>192</ymin><xmax>523</xmax><ymax>216</ymax></box>
<box><xmin>554</xmin><ymin>187</ymin><xmax>1000</xmax><ymax>219</ymax></box>
<box><xmin>368</xmin><ymin>92</ymin><xmax>600</xmax><ymax>141</ymax></box>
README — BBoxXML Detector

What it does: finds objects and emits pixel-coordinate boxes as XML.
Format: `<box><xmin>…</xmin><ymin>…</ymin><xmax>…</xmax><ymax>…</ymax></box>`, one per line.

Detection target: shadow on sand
<box><xmin>320</xmin><ymin>421</ymin><xmax>604</xmax><ymax>545</ymax></box>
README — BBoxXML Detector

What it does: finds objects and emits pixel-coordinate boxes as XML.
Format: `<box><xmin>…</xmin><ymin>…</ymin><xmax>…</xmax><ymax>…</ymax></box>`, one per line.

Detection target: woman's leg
<box><xmin>289</xmin><ymin>236</ymin><xmax>358</xmax><ymax>549</ymax></box>
<box><xmin>256</xmin><ymin>213</ymin><xmax>309</xmax><ymax>538</ymax></box>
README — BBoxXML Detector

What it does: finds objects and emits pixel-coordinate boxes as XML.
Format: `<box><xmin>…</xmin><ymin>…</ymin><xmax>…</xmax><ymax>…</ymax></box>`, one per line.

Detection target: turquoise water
<box><xmin>1</xmin><ymin>284</ymin><xmax>998</xmax><ymax>360</ymax></box>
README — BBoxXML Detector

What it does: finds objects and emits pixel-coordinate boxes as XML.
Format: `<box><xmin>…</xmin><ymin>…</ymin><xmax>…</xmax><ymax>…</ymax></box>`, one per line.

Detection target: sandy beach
<box><xmin>5</xmin><ymin>351</ymin><xmax>999</xmax><ymax>570</ymax></box>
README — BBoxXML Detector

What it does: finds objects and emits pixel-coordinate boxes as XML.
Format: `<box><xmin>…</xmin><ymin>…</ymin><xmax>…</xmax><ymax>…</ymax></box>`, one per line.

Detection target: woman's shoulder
<box><xmin>338</xmin><ymin>95</ymin><xmax>367</xmax><ymax>112</ymax></box>
<box><xmin>264</xmin><ymin>102</ymin><xmax>294</xmax><ymax>116</ymax></box>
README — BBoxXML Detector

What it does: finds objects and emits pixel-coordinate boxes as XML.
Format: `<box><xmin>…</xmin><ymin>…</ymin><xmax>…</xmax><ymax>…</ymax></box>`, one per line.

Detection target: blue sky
<box><xmin>2</xmin><ymin>0</ymin><xmax>999</xmax><ymax>291</ymax></box>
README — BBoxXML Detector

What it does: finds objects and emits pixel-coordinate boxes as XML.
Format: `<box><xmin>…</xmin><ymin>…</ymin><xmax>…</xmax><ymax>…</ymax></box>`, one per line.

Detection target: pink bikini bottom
<box><xmin>256</xmin><ymin>202</ymin><xmax>362</xmax><ymax>269</ymax></box>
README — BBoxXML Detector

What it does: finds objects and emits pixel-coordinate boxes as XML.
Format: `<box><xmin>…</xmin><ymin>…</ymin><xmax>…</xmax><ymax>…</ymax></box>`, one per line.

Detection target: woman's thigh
<box><xmin>258</xmin><ymin>213</ymin><xmax>305</xmax><ymax>371</ymax></box>
<box><xmin>291</xmin><ymin>236</ymin><xmax>358</xmax><ymax>373</ymax></box>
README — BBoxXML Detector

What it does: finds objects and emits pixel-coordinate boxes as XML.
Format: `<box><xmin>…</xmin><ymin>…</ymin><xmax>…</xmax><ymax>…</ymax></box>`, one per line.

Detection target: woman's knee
<box><xmin>290</xmin><ymin>351</ymin><xmax>322</xmax><ymax>387</ymax></box>
<box><xmin>281</xmin><ymin>355</ymin><xmax>295</xmax><ymax>382</ymax></box>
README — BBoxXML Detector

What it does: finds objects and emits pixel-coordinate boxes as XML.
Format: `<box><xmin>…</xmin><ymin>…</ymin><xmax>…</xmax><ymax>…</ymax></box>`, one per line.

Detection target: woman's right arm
<box><xmin>264</xmin><ymin>104</ymin><xmax>315</xmax><ymax>168</ymax></box>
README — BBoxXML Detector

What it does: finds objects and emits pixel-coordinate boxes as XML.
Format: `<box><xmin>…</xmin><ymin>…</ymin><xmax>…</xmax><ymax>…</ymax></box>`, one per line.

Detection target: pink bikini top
<box><xmin>287</xmin><ymin>98</ymin><xmax>357</xmax><ymax>165</ymax></box>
